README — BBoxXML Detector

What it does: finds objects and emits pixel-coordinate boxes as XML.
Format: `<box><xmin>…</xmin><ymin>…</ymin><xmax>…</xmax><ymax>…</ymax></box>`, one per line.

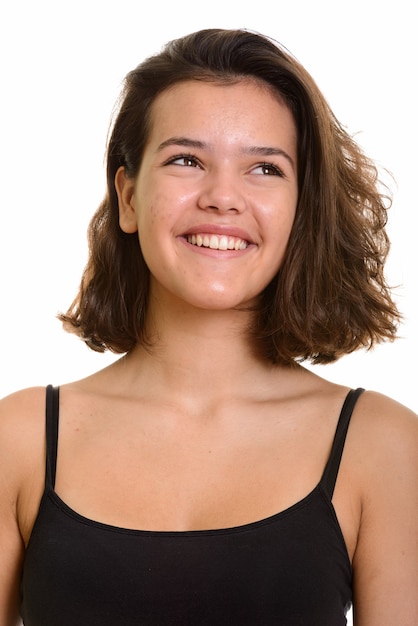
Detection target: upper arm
<box><xmin>0</xmin><ymin>388</ymin><xmax>46</xmax><ymax>626</ymax></box>
<box><xmin>0</xmin><ymin>402</ymin><xmax>25</xmax><ymax>625</ymax></box>
<box><xmin>351</xmin><ymin>392</ymin><xmax>418</xmax><ymax>625</ymax></box>
<box><xmin>0</xmin><ymin>503</ymin><xmax>24</xmax><ymax>626</ymax></box>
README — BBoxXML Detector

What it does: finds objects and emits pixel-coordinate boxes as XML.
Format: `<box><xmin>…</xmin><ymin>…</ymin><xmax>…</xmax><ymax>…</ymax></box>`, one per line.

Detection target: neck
<box><xmin>120</xmin><ymin>294</ymin><xmax>279</xmax><ymax>406</ymax></box>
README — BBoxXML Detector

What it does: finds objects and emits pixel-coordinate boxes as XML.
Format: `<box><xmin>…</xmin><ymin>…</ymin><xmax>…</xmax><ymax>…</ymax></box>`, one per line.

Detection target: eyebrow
<box><xmin>156</xmin><ymin>137</ymin><xmax>295</xmax><ymax>170</ymax></box>
<box><xmin>157</xmin><ymin>137</ymin><xmax>206</xmax><ymax>152</ymax></box>
<box><xmin>244</xmin><ymin>145</ymin><xmax>295</xmax><ymax>169</ymax></box>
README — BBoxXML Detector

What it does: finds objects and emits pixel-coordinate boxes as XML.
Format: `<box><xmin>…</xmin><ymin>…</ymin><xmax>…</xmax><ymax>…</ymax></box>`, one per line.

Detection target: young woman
<box><xmin>1</xmin><ymin>28</ymin><xmax>416</xmax><ymax>625</ymax></box>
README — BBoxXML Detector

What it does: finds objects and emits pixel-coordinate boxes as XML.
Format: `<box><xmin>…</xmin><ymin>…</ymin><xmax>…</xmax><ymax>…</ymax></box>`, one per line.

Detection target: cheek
<box><xmin>136</xmin><ymin>197</ymin><xmax>165</xmax><ymax>234</ymax></box>
<box><xmin>263</xmin><ymin>202</ymin><xmax>297</xmax><ymax>273</ymax></box>
<box><xmin>136</xmin><ymin>175</ymin><xmax>185</xmax><ymax>227</ymax></box>
<box><xmin>265</xmin><ymin>198</ymin><xmax>297</xmax><ymax>241</ymax></box>
<box><xmin>135</xmin><ymin>199</ymin><xmax>174</xmax><ymax>273</ymax></box>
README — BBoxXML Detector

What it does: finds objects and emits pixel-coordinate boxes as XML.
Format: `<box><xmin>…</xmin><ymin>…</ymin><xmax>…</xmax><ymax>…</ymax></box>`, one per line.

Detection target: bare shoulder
<box><xmin>355</xmin><ymin>388</ymin><xmax>417</xmax><ymax>421</ymax></box>
<box><xmin>0</xmin><ymin>385</ymin><xmax>48</xmax><ymax>454</ymax></box>
<box><xmin>0</xmin><ymin>384</ymin><xmax>48</xmax><ymax>408</ymax></box>
<box><xmin>0</xmin><ymin>387</ymin><xmax>49</xmax><ymax>621</ymax></box>
<box><xmin>347</xmin><ymin>389</ymin><xmax>417</xmax><ymax>498</ymax></box>
<box><xmin>347</xmin><ymin>390</ymin><xmax>418</xmax><ymax>624</ymax></box>
<box><xmin>0</xmin><ymin>387</ymin><xmax>49</xmax><ymax>534</ymax></box>
<box><xmin>350</xmin><ymin>389</ymin><xmax>417</xmax><ymax>462</ymax></box>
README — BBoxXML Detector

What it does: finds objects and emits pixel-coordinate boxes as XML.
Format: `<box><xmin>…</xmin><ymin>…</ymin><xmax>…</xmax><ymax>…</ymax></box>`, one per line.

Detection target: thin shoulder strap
<box><xmin>321</xmin><ymin>387</ymin><xmax>365</xmax><ymax>500</ymax></box>
<box><xmin>45</xmin><ymin>384</ymin><xmax>60</xmax><ymax>488</ymax></box>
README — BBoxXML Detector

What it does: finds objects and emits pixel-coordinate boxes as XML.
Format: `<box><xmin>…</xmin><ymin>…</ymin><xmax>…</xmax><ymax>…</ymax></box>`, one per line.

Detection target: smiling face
<box><xmin>116</xmin><ymin>78</ymin><xmax>298</xmax><ymax>313</ymax></box>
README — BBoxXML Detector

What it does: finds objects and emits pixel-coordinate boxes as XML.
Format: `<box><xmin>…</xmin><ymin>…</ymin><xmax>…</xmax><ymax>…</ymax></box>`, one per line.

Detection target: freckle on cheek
<box><xmin>149</xmin><ymin>204</ymin><xmax>163</xmax><ymax>225</ymax></box>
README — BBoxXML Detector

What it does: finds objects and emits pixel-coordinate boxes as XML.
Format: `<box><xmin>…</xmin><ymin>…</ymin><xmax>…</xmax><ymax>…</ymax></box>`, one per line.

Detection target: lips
<box><xmin>187</xmin><ymin>233</ymin><xmax>248</xmax><ymax>250</ymax></box>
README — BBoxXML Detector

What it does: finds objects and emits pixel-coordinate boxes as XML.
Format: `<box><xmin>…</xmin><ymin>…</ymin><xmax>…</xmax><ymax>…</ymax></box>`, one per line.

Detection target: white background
<box><xmin>1</xmin><ymin>2</ymin><xmax>416</xmax><ymax>623</ymax></box>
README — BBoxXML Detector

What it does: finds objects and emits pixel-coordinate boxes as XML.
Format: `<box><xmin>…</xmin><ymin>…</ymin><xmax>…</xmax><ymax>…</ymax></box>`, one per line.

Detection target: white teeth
<box><xmin>209</xmin><ymin>235</ymin><xmax>218</xmax><ymax>249</ymax></box>
<box><xmin>187</xmin><ymin>234</ymin><xmax>248</xmax><ymax>250</ymax></box>
<box><xmin>218</xmin><ymin>235</ymin><xmax>228</xmax><ymax>250</ymax></box>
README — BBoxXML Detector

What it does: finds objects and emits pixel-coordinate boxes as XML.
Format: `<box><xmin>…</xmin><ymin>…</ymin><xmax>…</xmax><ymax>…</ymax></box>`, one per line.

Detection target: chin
<box><xmin>188</xmin><ymin>293</ymin><xmax>258</xmax><ymax>313</ymax></box>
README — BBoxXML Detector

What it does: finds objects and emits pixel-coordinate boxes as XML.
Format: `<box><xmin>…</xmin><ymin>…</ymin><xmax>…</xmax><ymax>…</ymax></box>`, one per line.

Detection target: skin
<box><xmin>0</xmin><ymin>79</ymin><xmax>417</xmax><ymax>625</ymax></box>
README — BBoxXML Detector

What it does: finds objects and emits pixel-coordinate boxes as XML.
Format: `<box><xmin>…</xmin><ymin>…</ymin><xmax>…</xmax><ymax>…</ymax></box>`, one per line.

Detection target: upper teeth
<box><xmin>187</xmin><ymin>234</ymin><xmax>248</xmax><ymax>250</ymax></box>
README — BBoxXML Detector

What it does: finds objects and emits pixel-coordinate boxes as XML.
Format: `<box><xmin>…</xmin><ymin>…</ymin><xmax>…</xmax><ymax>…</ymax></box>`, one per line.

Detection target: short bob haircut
<box><xmin>59</xmin><ymin>28</ymin><xmax>400</xmax><ymax>365</ymax></box>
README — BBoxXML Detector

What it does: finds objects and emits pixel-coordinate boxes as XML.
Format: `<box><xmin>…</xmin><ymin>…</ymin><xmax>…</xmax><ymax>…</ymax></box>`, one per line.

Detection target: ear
<box><xmin>115</xmin><ymin>166</ymin><xmax>138</xmax><ymax>234</ymax></box>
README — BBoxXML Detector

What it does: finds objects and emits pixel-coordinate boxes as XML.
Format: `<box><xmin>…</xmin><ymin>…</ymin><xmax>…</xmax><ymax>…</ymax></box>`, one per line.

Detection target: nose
<box><xmin>197</xmin><ymin>168</ymin><xmax>246</xmax><ymax>213</ymax></box>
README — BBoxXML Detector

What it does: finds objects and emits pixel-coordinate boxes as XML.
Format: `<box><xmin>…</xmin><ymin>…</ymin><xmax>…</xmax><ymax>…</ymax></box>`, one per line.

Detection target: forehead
<box><xmin>146</xmin><ymin>78</ymin><xmax>297</xmax><ymax>147</ymax></box>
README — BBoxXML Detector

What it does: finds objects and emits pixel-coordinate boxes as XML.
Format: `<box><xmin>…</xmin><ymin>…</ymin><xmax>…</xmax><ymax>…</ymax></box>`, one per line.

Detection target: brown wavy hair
<box><xmin>59</xmin><ymin>28</ymin><xmax>400</xmax><ymax>365</ymax></box>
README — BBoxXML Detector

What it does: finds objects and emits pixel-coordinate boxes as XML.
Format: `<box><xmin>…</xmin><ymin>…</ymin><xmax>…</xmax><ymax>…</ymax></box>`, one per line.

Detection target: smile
<box><xmin>186</xmin><ymin>234</ymin><xmax>248</xmax><ymax>251</ymax></box>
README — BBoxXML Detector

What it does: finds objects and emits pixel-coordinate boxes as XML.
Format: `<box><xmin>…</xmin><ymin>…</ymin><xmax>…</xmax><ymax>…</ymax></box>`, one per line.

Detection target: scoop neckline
<box><xmin>46</xmin><ymin>482</ymin><xmax>327</xmax><ymax>537</ymax></box>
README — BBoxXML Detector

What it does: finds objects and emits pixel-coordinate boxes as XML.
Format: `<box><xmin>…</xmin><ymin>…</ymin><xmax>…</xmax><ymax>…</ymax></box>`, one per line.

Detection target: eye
<box><xmin>252</xmin><ymin>162</ymin><xmax>285</xmax><ymax>177</ymax></box>
<box><xmin>164</xmin><ymin>154</ymin><xmax>202</xmax><ymax>168</ymax></box>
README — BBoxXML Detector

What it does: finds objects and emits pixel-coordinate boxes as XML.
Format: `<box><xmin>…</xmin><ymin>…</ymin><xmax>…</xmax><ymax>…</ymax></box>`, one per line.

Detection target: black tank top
<box><xmin>20</xmin><ymin>386</ymin><xmax>364</xmax><ymax>625</ymax></box>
